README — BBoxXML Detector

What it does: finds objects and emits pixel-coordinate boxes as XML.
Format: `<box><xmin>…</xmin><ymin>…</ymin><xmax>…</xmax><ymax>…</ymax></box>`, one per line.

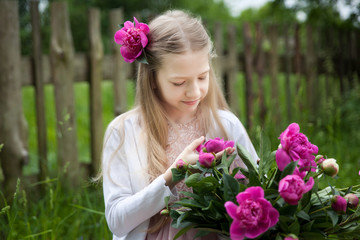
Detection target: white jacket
<box><xmin>102</xmin><ymin>109</ymin><xmax>259</xmax><ymax>240</ymax></box>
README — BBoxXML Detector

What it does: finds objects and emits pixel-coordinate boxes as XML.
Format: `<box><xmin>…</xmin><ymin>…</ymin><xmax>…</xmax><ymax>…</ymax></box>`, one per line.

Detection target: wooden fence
<box><xmin>0</xmin><ymin>0</ymin><xmax>359</xmax><ymax>198</ymax></box>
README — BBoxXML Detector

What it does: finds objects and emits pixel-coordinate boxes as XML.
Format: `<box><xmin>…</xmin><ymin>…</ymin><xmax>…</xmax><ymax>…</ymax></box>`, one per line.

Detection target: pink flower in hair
<box><xmin>114</xmin><ymin>17</ymin><xmax>149</xmax><ymax>63</ymax></box>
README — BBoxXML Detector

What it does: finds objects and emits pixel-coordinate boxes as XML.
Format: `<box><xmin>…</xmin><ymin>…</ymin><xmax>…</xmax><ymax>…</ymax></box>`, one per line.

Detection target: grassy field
<box><xmin>1</xmin><ymin>73</ymin><xmax>359</xmax><ymax>239</ymax></box>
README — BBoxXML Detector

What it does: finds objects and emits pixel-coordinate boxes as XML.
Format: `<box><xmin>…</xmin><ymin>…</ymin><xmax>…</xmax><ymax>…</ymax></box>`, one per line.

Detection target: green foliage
<box><xmin>0</xmin><ymin>177</ymin><xmax>111</xmax><ymax>239</ymax></box>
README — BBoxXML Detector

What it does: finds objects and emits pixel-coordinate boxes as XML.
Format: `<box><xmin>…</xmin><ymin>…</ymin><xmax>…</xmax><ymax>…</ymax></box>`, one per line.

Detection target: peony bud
<box><xmin>344</xmin><ymin>193</ymin><xmax>359</xmax><ymax>209</ymax></box>
<box><xmin>176</xmin><ymin>159</ymin><xmax>188</xmax><ymax>171</ymax></box>
<box><xmin>160</xmin><ymin>209</ymin><xmax>169</xmax><ymax>216</ymax></box>
<box><xmin>315</xmin><ymin>155</ymin><xmax>325</xmax><ymax>164</ymax></box>
<box><xmin>198</xmin><ymin>152</ymin><xmax>216</xmax><ymax>168</ymax></box>
<box><xmin>331</xmin><ymin>195</ymin><xmax>347</xmax><ymax>214</ymax></box>
<box><xmin>321</xmin><ymin>158</ymin><xmax>339</xmax><ymax>177</ymax></box>
<box><xmin>285</xmin><ymin>234</ymin><xmax>299</xmax><ymax>240</ymax></box>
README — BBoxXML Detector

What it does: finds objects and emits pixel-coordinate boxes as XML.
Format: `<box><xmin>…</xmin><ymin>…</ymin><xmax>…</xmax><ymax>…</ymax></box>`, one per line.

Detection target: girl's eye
<box><xmin>173</xmin><ymin>82</ymin><xmax>185</xmax><ymax>86</ymax></box>
<box><xmin>198</xmin><ymin>77</ymin><xmax>206</xmax><ymax>80</ymax></box>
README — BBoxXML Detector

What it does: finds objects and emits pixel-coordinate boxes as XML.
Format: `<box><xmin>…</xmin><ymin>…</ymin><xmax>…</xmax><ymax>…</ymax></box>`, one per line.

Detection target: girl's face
<box><xmin>156</xmin><ymin>49</ymin><xmax>210</xmax><ymax>123</ymax></box>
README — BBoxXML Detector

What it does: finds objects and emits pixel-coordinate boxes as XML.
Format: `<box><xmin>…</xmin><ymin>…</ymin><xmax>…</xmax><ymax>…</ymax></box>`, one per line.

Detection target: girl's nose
<box><xmin>185</xmin><ymin>81</ymin><xmax>200</xmax><ymax>98</ymax></box>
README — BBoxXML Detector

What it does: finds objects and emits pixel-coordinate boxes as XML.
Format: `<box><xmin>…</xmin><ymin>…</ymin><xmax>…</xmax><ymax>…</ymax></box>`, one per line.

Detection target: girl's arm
<box><xmin>102</xmin><ymin>125</ymin><xmax>176</xmax><ymax>238</ymax></box>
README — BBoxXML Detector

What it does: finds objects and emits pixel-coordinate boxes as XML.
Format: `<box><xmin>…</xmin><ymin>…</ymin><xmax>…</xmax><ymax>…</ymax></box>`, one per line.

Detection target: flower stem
<box><xmin>265</xmin><ymin>169</ymin><xmax>277</xmax><ymax>189</ymax></box>
<box><xmin>309</xmin><ymin>205</ymin><xmax>331</xmax><ymax>215</ymax></box>
<box><xmin>214</xmin><ymin>168</ymin><xmax>223</xmax><ymax>178</ymax></box>
<box><xmin>313</xmin><ymin>170</ymin><xmax>324</xmax><ymax>179</ymax></box>
<box><xmin>272</xmin><ymin>195</ymin><xmax>281</xmax><ymax>206</ymax></box>
<box><xmin>337</xmin><ymin>184</ymin><xmax>360</xmax><ymax>191</ymax></box>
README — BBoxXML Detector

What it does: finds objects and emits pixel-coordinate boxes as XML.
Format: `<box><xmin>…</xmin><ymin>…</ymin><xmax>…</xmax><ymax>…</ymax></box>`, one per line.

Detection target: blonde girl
<box><xmin>102</xmin><ymin>9</ymin><xmax>259</xmax><ymax>240</ymax></box>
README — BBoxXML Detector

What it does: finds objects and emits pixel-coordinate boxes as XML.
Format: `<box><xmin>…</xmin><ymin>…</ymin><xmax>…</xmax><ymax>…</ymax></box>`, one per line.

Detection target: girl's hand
<box><xmin>163</xmin><ymin>136</ymin><xmax>235</xmax><ymax>188</ymax></box>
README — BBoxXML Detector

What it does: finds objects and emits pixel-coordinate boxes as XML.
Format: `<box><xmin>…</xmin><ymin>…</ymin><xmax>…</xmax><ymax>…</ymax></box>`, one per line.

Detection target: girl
<box><xmin>102</xmin><ymin>10</ymin><xmax>259</xmax><ymax>240</ymax></box>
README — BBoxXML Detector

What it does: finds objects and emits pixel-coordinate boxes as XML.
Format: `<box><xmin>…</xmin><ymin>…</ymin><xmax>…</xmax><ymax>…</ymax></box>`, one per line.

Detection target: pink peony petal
<box><xmin>229</xmin><ymin>220</ymin><xmax>246</xmax><ymax>240</ymax></box>
<box><xmin>245</xmin><ymin>225</ymin><xmax>264</xmax><ymax>238</ymax></box>
<box><xmin>246</xmin><ymin>186</ymin><xmax>264</xmax><ymax>199</ymax></box>
<box><xmin>123</xmin><ymin>20</ymin><xmax>134</xmax><ymax>29</ymax></box>
<box><xmin>303</xmin><ymin>177</ymin><xmax>314</xmax><ymax>193</ymax></box>
<box><xmin>224</xmin><ymin>140</ymin><xmax>235</xmax><ymax>148</ymax></box>
<box><xmin>276</xmin><ymin>148</ymin><xmax>292</xmax><ymax>171</ymax></box>
<box><xmin>137</xmin><ymin>22</ymin><xmax>150</xmax><ymax>34</ymax></box>
<box><xmin>114</xmin><ymin>29</ymin><xmax>127</xmax><ymax>45</ymax></box>
<box><xmin>139</xmin><ymin>31</ymin><xmax>148</xmax><ymax>48</ymax></box>
<box><xmin>120</xmin><ymin>46</ymin><xmax>136</xmax><ymax>63</ymax></box>
<box><xmin>268</xmin><ymin>208</ymin><xmax>280</xmax><ymax>226</ymax></box>
<box><xmin>224</xmin><ymin>201</ymin><xmax>239</xmax><ymax>220</ymax></box>
<box><xmin>236</xmin><ymin>192</ymin><xmax>252</xmax><ymax>203</ymax></box>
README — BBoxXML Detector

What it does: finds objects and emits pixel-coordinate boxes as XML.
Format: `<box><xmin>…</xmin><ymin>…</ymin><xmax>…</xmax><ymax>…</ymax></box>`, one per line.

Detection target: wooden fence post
<box><xmin>255</xmin><ymin>23</ymin><xmax>266</xmax><ymax>128</ymax></box>
<box><xmin>227</xmin><ymin>24</ymin><xmax>240</xmax><ymax>117</ymax></box>
<box><xmin>0</xmin><ymin>0</ymin><xmax>29</xmax><ymax>199</ymax></box>
<box><xmin>243</xmin><ymin>22</ymin><xmax>254</xmax><ymax>130</ymax></box>
<box><xmin>305</xmin><ymin>24</ymin><xmax>317</xmax><ymax>120</ymax></box>
<box><xmin>50</xmin><ymin>1</ymin><xmax>79</xmax><ymax>185</ymax></box>
<box><xmin>110</xmin><ymin>8</ymin><xmax>128</xmax><ymax>116</ymax></box>
<box><xmin>88</xmin><ymin>8</ymin><xmax>103</xmax><ymax>177</ymax></box>
<box><xmin>214</xmin><ymin>21</ymin><xmax>225</xmax><ymax>94</ymax></box>
<box><xmin>30</xmin><ymin>0</ymin><xmax>48</xmax><ymax>183</ymax></box>
<box><xmin>284</xmin><ymin>25</ymin><xmax>292</xmax><ymax>122</ymax></box>
<box><xmin>269</xmin><ymin>24</ymin><xmax>279</xmax><ymax>125</ymax></box>
<box><xmin>294</xmin><ymin>24</ymin><xmax>303</xmax><ymax>114</ymax></box>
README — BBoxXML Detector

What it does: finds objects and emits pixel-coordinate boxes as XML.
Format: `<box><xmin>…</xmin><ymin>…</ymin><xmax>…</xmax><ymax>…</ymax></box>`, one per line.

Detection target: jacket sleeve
<box><xmin>102</xmin><ymin>124</ymin><xmax>176</xmax><ymax>238</ymax></box>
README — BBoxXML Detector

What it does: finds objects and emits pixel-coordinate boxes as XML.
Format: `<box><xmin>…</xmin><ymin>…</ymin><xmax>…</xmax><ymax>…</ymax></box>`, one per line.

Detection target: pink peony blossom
<box><xmin>114</xmin><ymin>17</ymin><xmax>149</xmax><ymax>63</ymax></box>
<box><xmin>276</xmin><ymin>123</ymin><xmax>318</xmax><ymax>172</ymax></box>
<box><xmin>278</xmin><ymin>174</ymin><xmax>314</xmax><ymax>205</ymax></box>
<box><xmin>344</xmin><ymin>193</ymin><xmax>359</xmax><ymax>209</ymax></box>
<box><xmin>196</xmin><ymin>138</ymin><xmax>234</xmax><ymax>153</ymax></box>
<box><xmin>331</xmin><ymin>195</ymin><xmax>347</xmax><ymax>214</ymax></box>
<box><xmin>321</xmin><ymin>158</ymin><xmax>339</xmax><ymax>177</ymax></box>
<box><xmin>285</xmin><ymin>234</ymin><xmax>299</xmax><ymax>240</ymax></box>
<box><xmin>198</xmin><ymin>152</ymin><xmax>215</xmax><ymax>168</ymax></box>
<box><xmin>176</xmin><ymin>159</ymin><xmax>188</xmax><ymax>171</ymax></box>
<box><xmin>224</xmin><ymin>187</ymin><xmax>279</xmax><ymax>240</ymax></box>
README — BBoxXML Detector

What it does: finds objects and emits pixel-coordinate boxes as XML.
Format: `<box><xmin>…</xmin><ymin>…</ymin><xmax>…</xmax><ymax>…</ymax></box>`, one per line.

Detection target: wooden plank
<box><xmin>255</xmin><ymin>22</ymin><xmax>266</xmax><ymax>127</ymax></box>
<box><xmin>269</xmin><ymin>24</ymin><xmax>279</xmax><ymax>124</ymax></box>
<box><xmin>243</xmin><ymin>22</ymin><xmax>254</xmax><ymax>130</ymax></box>
<box><xmin>88</xmin><ymin>8</ymin><xmax>103</xmax><ymax>177</ymax></box>
<box><xmin>110</xmin><ymin>8</ymin><xmax>128</xmax><ymax>116</ymax></box>
<box><xmin>284</xmin><ymin>24</ymin><xmax>292</xmax><ymax>122</ymax></box>
<box><xmin>213</xmin><ymin>21</ymin><xmax>225</xmax><ymax>93</ymax></box>
<box><xmin>227</xmin><ymin>24</ymin><xmax>240</xmax><ymax>117</ymax></box>
<box><xmin>0</xmin><ymin>0</ymin><xmax>28</xmax><ymax>200</ymax></box>
<box><xmin>30</xmin><ymin>0</ymin><xmax>48</xmax><ymax>183</ymax></box>
<box><xmin>50</xmin><ymin>1</ymin><xmax>79</xmax><ymax>185</ymax></box>
<box><xmin>305</xmin><ymin>25</ymin><xmax>317</xmax><ymax>119</ymax></box>
<box><xmin>294</xmin><ymin>23</ymin><xmax>303</xmax><ymax>112</ymax></box>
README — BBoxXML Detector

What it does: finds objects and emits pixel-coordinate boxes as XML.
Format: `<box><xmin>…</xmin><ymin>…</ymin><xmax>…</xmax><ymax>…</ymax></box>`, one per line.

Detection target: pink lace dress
<box><xmin>146</xmin><ymin>118</ymin><xmax>219</xmax><ymax>240</ymax></box>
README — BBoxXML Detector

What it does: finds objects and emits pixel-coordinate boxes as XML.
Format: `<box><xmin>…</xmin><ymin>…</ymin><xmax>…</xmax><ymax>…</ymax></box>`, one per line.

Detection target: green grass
<box><xmin>1</xmin><ymin>73</ymin><xmax>359</xmax><ymax>239</ymax></box>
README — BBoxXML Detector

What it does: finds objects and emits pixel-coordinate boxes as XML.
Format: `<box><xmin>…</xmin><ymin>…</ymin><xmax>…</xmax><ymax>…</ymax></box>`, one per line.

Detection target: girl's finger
<box><xmin>187</xmin><ymin>136</ymin><xmax>205</xmax><ymax>150</ymax></box>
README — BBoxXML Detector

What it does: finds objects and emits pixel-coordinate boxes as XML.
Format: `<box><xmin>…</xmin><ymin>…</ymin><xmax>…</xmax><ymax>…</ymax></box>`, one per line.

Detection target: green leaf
<box><xmin>185</xmin><ymin>173</ymin><xmax>201</xmax><ymax>187</ymax></box>
<box><xmin>173</xmin><ymin>224</ymin><xmax>194</xmax><ymax>239</ymax></box>
<box><xmin>136</xmin><ymin>50</ymin><xmax>149</xmax><ymax>64</ymax></box>
<box><xmin>0</xmin><ymin>143</ymin><xmax>3</xmax><ymax>152</ymax></box>
<box><xmin>280</xmin><ymin>160</ymin><xmax>298</xmax><ymax>179</ymax></box>
<box><xmin>176</xmin><ymin>199</ymin><xmax>205</xmax><ymax>209</ymax></box>
<box><xmin>172</xmin><ymin>168</ymin><xmax>185</xmax><ymax>182</ymax></box>
<box><xmin>327</xmin><ymin>210</ymin><xmax>339</xmax><ymax>226</ymax></box>
<box><xmin>300</xmin><ymin>232</ymin><xmax>326</xmax><ymax>239</ymax></box>
<box><xmin>236</xmin><ymin>143</ymin><xmax>258</xmax><ymax>174</ymax></box>
<box><xmin>223</xmin><ymin>174</ymin><xmax>240</xmax><ymax>202</ymax></box>
<box><xmin>258</xmin><ymin>130</ymin><xmax>272</xmax><ymax>178</ymax></box>
<box><xmin>301</xmin><ymin>220</ymin><xmax>314</xmax><ymax>232</ymax></box>
<box><xmin>289</xmin><ymin>219</ymin><xmax>300</xmax><ymax>236</ymax></box>
<box><xmin>297</xmin><ymin>210</ymin><xmax>310</xmax><ymax>221</ymax></box>
<box><xmin>248</xmin><ymin>170</ymin><xmax>262</xmax><ymax>187</ymax></box>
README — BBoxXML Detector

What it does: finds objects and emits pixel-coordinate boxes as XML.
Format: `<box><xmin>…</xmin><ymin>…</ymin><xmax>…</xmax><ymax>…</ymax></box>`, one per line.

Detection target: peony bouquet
<box><xmin>164</xmin><ymin>123</ymin><xmax>360</xmax><ymax>240</ymax></box>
